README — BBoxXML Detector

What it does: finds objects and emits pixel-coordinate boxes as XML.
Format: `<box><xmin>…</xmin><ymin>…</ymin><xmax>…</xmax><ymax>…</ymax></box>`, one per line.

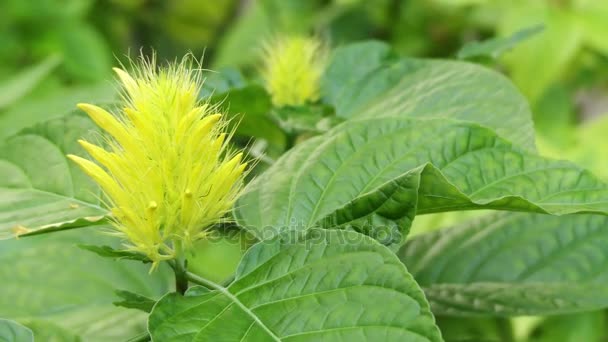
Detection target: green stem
<box><xmin>185</xmin><ymin>271</ymin><xmax>223</xmax><ymax>290</ymax></box>
<box><xmin>173</xmin><ymin>242</ymin><xmax>188</xmax><ymax>295</ymax></box>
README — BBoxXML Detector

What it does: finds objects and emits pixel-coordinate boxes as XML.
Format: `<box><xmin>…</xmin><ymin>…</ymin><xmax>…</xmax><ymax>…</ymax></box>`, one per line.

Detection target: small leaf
<box><xmin>113</xmin><ymin>290</ymin><xmax>156</xmax><ymax>313</ymax></box>
<box><xmin>78</xmin><ymin>244</ymin><xmax>150</xmax><ymax>263</ymax></box>
<box><xmin>456</xmin><ymin>25</ymin><xmax>544</xmax><ymax>60</ymax></box>
<box><xmin>0</xmin><ymin>319</ymin><xmax>33</xmax><ymax>342</ymax></box>
<box><xmin>401</xmin><ymin>212</ymin><xmax>608</xmax><ymax>316</ymax></box>
<box><xmin>148</xmin><ymin>229</ymin><xmax>442</xmax><ymax>341</ymax></box>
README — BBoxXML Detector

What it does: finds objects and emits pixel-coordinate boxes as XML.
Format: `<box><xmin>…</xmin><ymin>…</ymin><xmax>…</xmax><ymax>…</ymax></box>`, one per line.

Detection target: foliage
<box><xmin>2</xmin><ymin>1</ymin><xmax>608</xmax><ymax>341</ymax></box>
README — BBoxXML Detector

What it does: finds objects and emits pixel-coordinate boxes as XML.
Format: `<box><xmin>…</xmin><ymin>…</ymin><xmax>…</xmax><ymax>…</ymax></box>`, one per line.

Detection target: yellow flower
<box><xmin>261</xmin><ymin>35</ymin><xmax>326</xmax><ymax>107</ymax></box>
<box><xmin>68</xmin><ymin>56</ymin><xmax>248</xmax><ymax>267</ymax></box>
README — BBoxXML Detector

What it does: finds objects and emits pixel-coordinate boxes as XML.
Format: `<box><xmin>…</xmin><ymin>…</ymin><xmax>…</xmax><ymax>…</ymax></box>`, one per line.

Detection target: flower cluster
<box><xmin>261</xmin><ymin>35</ymin><xmax>326</xmax><ymax>107</ymax></box>
<box><xmin>68</xmin><ymin>57</ymin><xmax>247</xmax><ymax>267</ymax></box>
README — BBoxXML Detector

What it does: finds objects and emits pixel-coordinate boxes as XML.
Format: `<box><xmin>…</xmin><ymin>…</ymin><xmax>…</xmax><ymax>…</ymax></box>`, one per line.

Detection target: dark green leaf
<box><xmin>317</xmin><ymin>167</ymin><xmax>421</xmax><ymax>247</ymax></box>
<box><xmin>401</xmin><ymin>213</ymin><xmax>608</xmax><ymax>316</ymax></box>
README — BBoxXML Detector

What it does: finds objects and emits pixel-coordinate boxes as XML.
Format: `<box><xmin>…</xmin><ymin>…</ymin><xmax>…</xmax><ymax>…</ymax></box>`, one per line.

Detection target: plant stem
<box><xmin>173</xmin><ymin>242</ymin><xmax>188</xmax><ymax>295</ymax></box>
<box><xmin>185</xmin><ymin>271</ymin><xmax>223</xmax><ymax>291</ymax></box>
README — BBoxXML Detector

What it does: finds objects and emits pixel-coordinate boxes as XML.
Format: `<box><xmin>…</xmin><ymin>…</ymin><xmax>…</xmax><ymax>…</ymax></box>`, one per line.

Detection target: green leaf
<box><xmin>16</xmin><ymin>319</ymin><xmax>80</xmax><ymax>342</ymax></box>
<box><xmin>321</xmin><ymin>40</ymin><xmax>395</xmax><ymax>107</ymax></box>
<box><xmin>401</xmin><ymin>212</ymin><xmax>608</xmax><ymax>316</ymax></box>
<box><xmin>0</xmin><ymin>55</ymin><xmax>61</xmax><ymax>110</ymax></box>
<box><xmin>114</xmin><ymin>290</ymin><xmax>156</xmax><ymax>313</ymax></box>
<box><xmin>0</xmin><ymin>82</ymin><xmax>117</xmax><ymax>140</ymax></box>
<box><xmin>0</xmin><ymin>113</ymin><xmax>108</xmax><ymax>239</ymax></box>
<box><xmin>148</xmin><ymin>229</ymin><xmax>442</xmax><ymax>342</ymax></box>
<box><xmin>0</xmin><ymin>229</ymin><xmax>172</xmax><ymax>341</ymax></box>
<box><xmin>317</xmin><ymin>167</ymin><xmax>421</xmax><ymax>247</ymax></box>
<box><xmin>235</xmin><ymin>118</ymin><xmax>608</xmax><ymax>242</ymax></box>
<box><xmin>0</xmin><ymin>319</ymin><xmax>33</xmax><ymax>342</ymax></box>
<box><xmin>321</xmin><ymin>41</ymin><xmax>535</xmax><ymax>149</ymax></box>
<box><xmin>456</xmin><ymin>24</ymin><xmax>544</xmax><ymax>60</ymax></box>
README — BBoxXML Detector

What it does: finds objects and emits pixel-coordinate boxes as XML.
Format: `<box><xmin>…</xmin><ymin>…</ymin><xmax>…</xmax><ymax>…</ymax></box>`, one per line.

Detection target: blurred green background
<box><xmin>1</xmin><ymin>0</ymin><xmax>608</xmax><ymax>341</ymax></box>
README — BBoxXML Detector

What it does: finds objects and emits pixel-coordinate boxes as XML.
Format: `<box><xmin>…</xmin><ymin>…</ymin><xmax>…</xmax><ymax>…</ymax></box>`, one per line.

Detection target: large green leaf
<box><xmin>401</xmin><ymin>212</ymin><xmax>608</xmax><ymax>316</ymax></box>
<box><xmin>0</xmin><ymin>319</ymin><xmax>33</xmax><ymax>342</ymax></box>
<box><xmin>148</xmin><ymin>229</ymin><xmax>442</xmax><ymax>342</ymax></box>
<box><xmin>0</xmin><ymin>113</ymin><xmax>108</xmax><ymax>239</ymax></box>
<box><xmin>0</xmin><ymin>229</ymin><xmax>172</xmax><ymax>341</ymax></box>
<box><xmin>235</xmin><ymin>117</ymin><xmax>608</xmax><ymax>242</ymax></box>
<box><xmin>321</xmin><ymin>41</ymin><xmax>535</xmax><ymax>149</ymax></box>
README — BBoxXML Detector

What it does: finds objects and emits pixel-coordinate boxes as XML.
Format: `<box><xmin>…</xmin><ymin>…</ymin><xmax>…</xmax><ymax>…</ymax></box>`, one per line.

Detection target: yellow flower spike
<box><xmin>68</xmin><ymin>55</ymin><xmax>249</xmax><ymax>266</ymax></box>
<box><xmin>261</xmin><ymin>35</ymin><xmax>327</xmax><ymax>107</ymax></box>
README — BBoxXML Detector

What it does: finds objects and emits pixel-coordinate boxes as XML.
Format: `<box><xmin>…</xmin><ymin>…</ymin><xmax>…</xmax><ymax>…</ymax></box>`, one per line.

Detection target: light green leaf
<box><xmin>148</xmin><ymin>229</ymin><xmax>442</xmax><ymax>342</ymax></box>
<box><xmin>0</xmin><ymin>82</ymin><xmax>116</xmax><ymax>140</ymax></box>
<box><xmin>0</xmin><ymin>229</ymin><xmax>172</xmax><ymax>341</ymax></box>
<box><xmin>322</xmin><ymin>41</ymin><xmax>535</xmax><ymax>149</ymax></box>
<box><xmin>456</xmin><ymin>24</ymin><xmax>544</xmax><ymax>60</ymax></box>
<box><xmin>15</xmin><ymin>319</ymin><xmax>79</xmax><ymax>342</ymax></box>
<box><xmin>0</xmin><ymin>113</ymin><xmax>108</xmax><ymax>239</ymax></box>
<box><xmin>0</xmin><ymin>319</ymin><xmax>33</xmax><ymax>342</ymax></box>
<box><xmin>401</xmin><ymin>213</ymin><xmax>608</xmax><ymax>316</ymax></box>
<box><xmin>235</xmin><ymin>118</ymin><xmax>608</xmax><ymax>242</ymax></box>
<box><xmin>0</xmin><ymin>55</ymin><xmax>61</xmax><ymax>110</ymax></box>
